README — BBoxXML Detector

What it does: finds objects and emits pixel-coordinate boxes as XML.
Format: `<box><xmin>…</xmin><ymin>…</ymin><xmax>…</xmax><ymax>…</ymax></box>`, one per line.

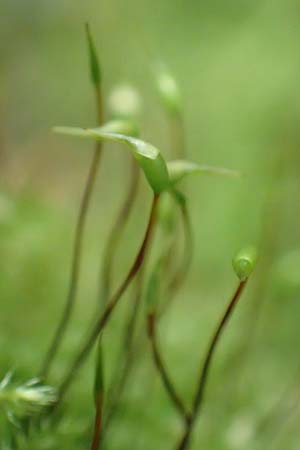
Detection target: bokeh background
<box><xmin>1</xmin><ymin>0</ymin><xmax>300</xmax><ymax>449</ymax></box>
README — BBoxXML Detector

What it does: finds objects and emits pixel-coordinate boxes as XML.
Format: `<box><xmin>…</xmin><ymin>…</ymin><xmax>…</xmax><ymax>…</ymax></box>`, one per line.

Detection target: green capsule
<box><xmin>85</xmin><ymin>23</ymin><xmax>101</xmax><ymax>86</ymax></box>
<box><xmin>108</xmin><ymin>84</ymin><xmax>141</xmax><ymax>120</ymax></box>
<box><xmin>232</xmin><ymin>246</ymin><xmax>258</xmax><ymax>281</ymax></box>
<box><xmin>156</xmin><ymin>67</ymin><xmax>182</xmax><ymax>116</ymax></box>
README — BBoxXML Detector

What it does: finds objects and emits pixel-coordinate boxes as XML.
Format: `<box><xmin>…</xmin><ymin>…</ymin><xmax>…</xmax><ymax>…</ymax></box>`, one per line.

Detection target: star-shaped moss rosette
<box><xmin>0</xmin><ymin>372</ymin><xmax>57</xmax><ymax>422</ymax></box>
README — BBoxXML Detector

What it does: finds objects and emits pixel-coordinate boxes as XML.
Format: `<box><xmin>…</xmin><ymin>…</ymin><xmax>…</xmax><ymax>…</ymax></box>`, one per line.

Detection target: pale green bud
<box><xmin>156</xmin><ymin>68</ymin><xmax>182</xmax><ymax>116</ymax></box>
<box><xmin>108</xmin><ymin>84</ymin><xmax>141</xmax><ymax>120</ymax></box>
<box><xmin>233</xmin><ymin>246</ymin><xmax>257</xmax><ymax>281</ymax></box>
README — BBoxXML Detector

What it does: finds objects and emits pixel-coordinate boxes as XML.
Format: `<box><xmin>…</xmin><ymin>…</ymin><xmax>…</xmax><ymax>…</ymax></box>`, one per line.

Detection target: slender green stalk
<box><xmin>100</xmin><ymin>157</ymin><xmax>139</xmax><ymax>304</ymax></box>
<box><xmin>123</xmin><ymin>269</ymin><xmax>144</xmax><ymax>353</ymax></box>
<box><xmin>93</xmin><ymin>122</ymin><xmax>139</xmax><ymax>448</ymax></box>
<box><xmin>103</xmin><ymin>195</ymin><xmax>191</xmax><ymax>427</ymax></box>
<box><xmin>175</xmin><ymin>280</ymin><xmax>248</xmax><ymax>450</ymax></box>
<box><xmin>102</xmin><ymin>268</ymin><xmax>145</xmax><ymax>439</ymax></box>
<box><xmin>90</xmin><ymin>397</ymin><xmax>103</xmax><ymax>450</ymax></box>
<box><xmin>162</xmin><ymin>200</ymin><xmax>193</xmax><ymax>313</ymax></box>
<box><xmin>102</xmin><ymin>197</ymin><xmax>192</xmax><ymax>434</ymax></box>
<box><xmin>56</xmin><ymin>194</ymin><xmax>159</xmax><ymax>403</ymax></box>
<box><xmin>147</xmin><ymin>311</ymin><xmax>190</xmax><ymax>424</ymax></box>
<box><xmin>156</xmin><ymin>68</ymin><xmax>188</xmax><ymax>313</ymax></box>
<box><xmin>40</xmin><ymin>25</ymin><xmax>103</xmax><ymax>379</ymax></box>
<box><xmin>163</xmin><ymin>74</ymin><xmax>187</xmax><ymax>301</ymax></box>
<box><xmin>156</xmin><ymin>66</ymin><xmax>185</xmax><ymax>158</ymax></box>
<box><xmin>231</xmin><ymin>156</ymin><xmax>284</xmax><ymax>397</ymax></box>
<box><xmin>90</xmin><ymin>342</ymin><xmax>105</xmax><ymax>450</ymax></box>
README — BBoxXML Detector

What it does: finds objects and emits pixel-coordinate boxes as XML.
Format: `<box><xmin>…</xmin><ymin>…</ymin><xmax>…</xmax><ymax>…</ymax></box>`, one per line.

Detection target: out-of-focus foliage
<box><xmin>1</xmin><ymin>0</ymin><xmax>300</xmax><ymax>449</ymax></box>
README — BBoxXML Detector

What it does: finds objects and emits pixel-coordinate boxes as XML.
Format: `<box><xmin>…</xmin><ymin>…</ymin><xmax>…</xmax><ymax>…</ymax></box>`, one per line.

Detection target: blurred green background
<box><xmin>1</xmin><ymin>0</ymin><xmax>300</xmax><ymax>449</ymax></box>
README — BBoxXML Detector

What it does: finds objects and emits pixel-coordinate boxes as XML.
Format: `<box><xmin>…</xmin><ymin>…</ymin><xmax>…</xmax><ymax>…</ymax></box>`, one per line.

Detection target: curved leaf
<box><xmin>54</xmin><ymin>123</ymin><xmax>169</xmax><ymax>193</ymax></box>
<box><xmin>98</xmin><ymin>119</ymin><xmax>140</xmax><ymax>137</ymax></box>
<box><xmin>167</xmin><ymin>159</ymin><xmax>241</xmax><ymax>186</ymax></box>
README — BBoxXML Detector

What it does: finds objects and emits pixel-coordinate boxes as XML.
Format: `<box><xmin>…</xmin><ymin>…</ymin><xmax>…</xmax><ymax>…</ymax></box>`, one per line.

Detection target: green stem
<box><xmin>95</xmin><ymin>158</ymin><xmax>139</xmax><ymax>442</ymax></box>
<box><xmin>100</xmin><ymin>157</ymin><xmax>139</xmax><ymax>304</ymax></box>
<box><xmin>161</xmin><ymin>201</ymin><xmax>193</xmax><ymax>316</ymax></box>
<box><xmin>102</xmin><ymin>268</ymin><xmax>144</xmax><ymax>439</ymax></box>
<box><xmin>169</xmin><ymin>202</ymin><xmax>192</xmax><ymax>293</ymax></box>
<box><xmin>90</xmin><ymin>393</ymin><xmax>104</xmax><ymax>450</ymax></box>
<box><xmin>175</xmin><ymin>280</ymin><xmax>247</xmax><ymax>450</ymax></box>
<box><xmin>147</xmin><ymin>312</ymin><xmax>190</xmax><ymax>423</ymax></box>
<box><xmin>102</xmin><ymin>199</ymin><xmax>192</xmax><ymax>432</ymax></box>
<box><xmin>56</xmin><ymin>194</ymin><xmax>159</xmax><ymax>403</ymax></box>
<box><xmin>40</xmin><ymin>85</ymin><xmax>103</xmax><ymax>379</ymax></box>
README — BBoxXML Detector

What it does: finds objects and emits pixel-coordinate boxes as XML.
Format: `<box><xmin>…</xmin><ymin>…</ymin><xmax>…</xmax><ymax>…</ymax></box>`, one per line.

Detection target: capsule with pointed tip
<box><xmin>85</xmin><ymin>23</ymin><xmax>101</xmax><ymax>86</ymax></box>
<box><xmin>232</xmin><ymin>246</ymin><xmax>257</xmax><ymax>281</ymax></box>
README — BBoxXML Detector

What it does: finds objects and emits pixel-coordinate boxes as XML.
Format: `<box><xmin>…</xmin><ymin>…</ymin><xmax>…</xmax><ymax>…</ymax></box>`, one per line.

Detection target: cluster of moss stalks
<box><xmin>1</xmin><ymin>25</ymin><xmax>262</xmax><ymax>450</ymax></box>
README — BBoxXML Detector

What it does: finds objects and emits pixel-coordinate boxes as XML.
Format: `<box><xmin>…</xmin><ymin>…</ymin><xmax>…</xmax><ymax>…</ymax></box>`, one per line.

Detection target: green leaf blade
<box><xmin>54</xmin><ymin>124</ymin><xmax>170</xmax><ymax>193</ymax></box>
<box><xmin>167</xmin><ymin>159</ymin><xmax>241</xmax><ymax>186</ymax></box>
